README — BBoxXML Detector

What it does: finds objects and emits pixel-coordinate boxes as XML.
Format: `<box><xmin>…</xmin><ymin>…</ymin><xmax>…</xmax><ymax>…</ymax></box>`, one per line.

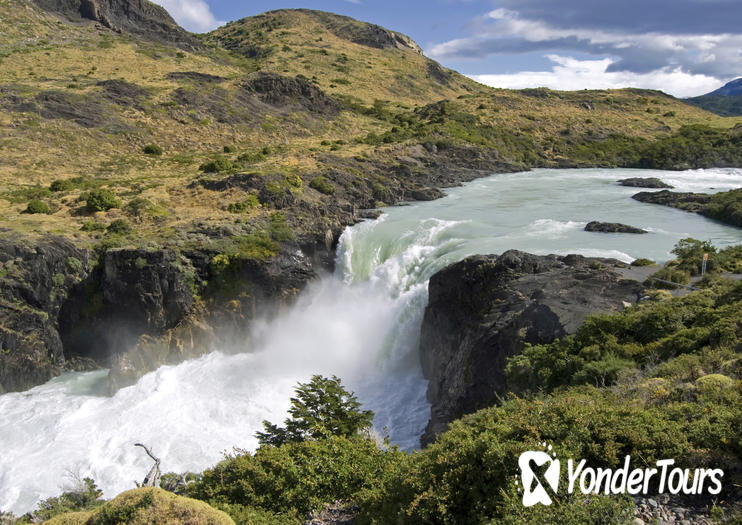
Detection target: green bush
<box><xmin>189</xmin><ymin>435</ymin><xmax>401</xmax><ymax>518</ymax></box>
<box><xmin>142</xmin><ymin>144</ymin><xmax>163</xmax><ymax>156</ymax></box>
<box><xmin>199</xmin><ymin>158</ymin><xmax>235</xmax><ymax>173</ymax></box>
<box><xmin>226</xmin><ymin>195</ymin><xmax>260</xmax><ymax>213</ymax></box>
<box><xmin>256</xmin><ymin>375</ymin><xmax>374</xmax><ymax>446</ymax></box>
<box><xmin>631</xmin><ymin>257</ymin><xmax>656</xmax><ymax>266</ymax></box>
<box><xmin>31</xmin><ymin>477</ymin><xmax>103</xmax><ymax>522</ymax></box>
<box><xmin>106</xmin><ymin>219</ymin><xmax>132</xmax><ymax>235</ymax></box>
<box><xmin>26</xmin><ymin>199</ymin><xmax>50</xmax><ymax>214</ymax></box>
<box><xmin>50</xmin><ymin>179</ymin><xmax>75</xmax><ymax>192</ymax></box>
<box><xmin>359</xmin><ymin>388</ymin><xmax>692</xmax><ymax>524</ymax></box>
<box><xmin>124</xmin><ymin>197</ymin><xmax>152</xmax><ymax>217</ymax></box>
<box><xmin>81</xmin><ymin>220</ymin><xmax>106</xmax><ymax>232</ymax></box>
<box><xmin>702</xmin><ymin>188</ymin><xmax>742</xmax><ymax>227</ymax></box>
<box><xmin>85</xmin><ymin>189</ymin><xmax>121</xmax><ymax>212</ymax></box>
<box><xmin>268</xmin><ymin>212</ymin><xmax>294</xmax><ymax>242</ymax></box>
<box><xmin>309</xmin><ymin>176</ymin><xmax>335</xmax><ymax>195</ymax></box>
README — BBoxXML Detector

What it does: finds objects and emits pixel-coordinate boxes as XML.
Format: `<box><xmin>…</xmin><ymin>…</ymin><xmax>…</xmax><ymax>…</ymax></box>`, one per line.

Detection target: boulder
<box><xmin>631</xmin><ymin>190</ymin><xmax>711</xmax><ymax>212</ymax></box>
<box><xmin>419</xmin><ymin>250</ymin><xmax>644</xmax><ymax>445</ymax></box>
<box><xmin>618</xmin><ymin>177</ymin><xmax>673</xmax><ymax>188</ymax></box>
<box><xmin>584</xmin><ymin>221</ymin><xmax>648</xmax><ymax>234</ymax></box>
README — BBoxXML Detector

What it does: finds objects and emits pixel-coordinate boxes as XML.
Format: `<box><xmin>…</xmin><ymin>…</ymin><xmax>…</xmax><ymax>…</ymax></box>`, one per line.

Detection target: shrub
<box><xmin>71</xmin><ymin>488</ymin><xmax>233</xmax><ymax>525</ymax></box>
<box><xmin>50</xmin><ymin>179</ymin><xmax>75</xmax><ymax>192</ymax></box>
<box><xmin>31</xmin><ymin>477</ymin><xmax>103</xmax><ymax>522</ymax></box>
<box><xmin>26</xmin><ymin>199</ymin><xmax>50</xmax><ymax>214</ymax></box>
<box><xmin>223</xmin><ymin>145</ymin><xmax>236</xmax><ymax>153</ymax></box>
<box><xmin>268</xmin><ymin>212</ymin><xmax>294</xmax><ymax>242</ymax></box>
<box><xmin>142</xmin><ymin>144</ymin><xmax>163</xmax><ymax>156</ymax></box>
<box><xmin>631</xmin><ymin>258</ymin><xmax>656</xmax><ymax>266</ymax></box>
<box><xmin>106</xmin><ymin>219</ymin><xmax>132</xmax><ymax>235</ymax></box>
<box><xmin>309</xmin><ymin>176</ymin><xmax>335</xmax><ymax>195</ymax></box>
<box><xmin>81</xmin><ymin>220</ymin><xmax>106</xmax><ymax>232</ymax></box>
<box><xmin>226</xmin><ymin>195</ymin><xmax>260</xmax><ymax>213</ymax></box>
<box><xmin>124</xmin><ymin>197</ymin><xmax>152</xmax><ymax>217</ymax></box>
<box><xmin>188</xmin><ymin>435</ymin><xmax>401</xmax><ymax>518</ymax></box>
<box><xmin>256</xmin><ymin>375</ymin><xmax>374</xmax><ymax>446</ymax></box>
<box><xmin>199</xmin><ymin>158</ymin><xmax>235</xmax><ymax>173</ymax></box>
<box><xmin>85</xmin><ymin>189</ymin><xmax>121</xmax><ymax>212</ymax></box>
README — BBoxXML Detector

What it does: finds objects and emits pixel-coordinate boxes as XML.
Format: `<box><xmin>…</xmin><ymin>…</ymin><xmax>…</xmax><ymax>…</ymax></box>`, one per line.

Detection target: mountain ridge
<box><xmin>685</xmin><ymin>77</ymin><xmax>742</xmax><ymax>116</ymax></box>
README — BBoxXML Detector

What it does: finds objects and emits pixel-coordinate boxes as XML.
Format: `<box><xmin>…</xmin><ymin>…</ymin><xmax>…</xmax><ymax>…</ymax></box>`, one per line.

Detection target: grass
<box><xmin>0</xmin><ymin>0</ymin><xmax>741</xmax><ymax>248</ymax></box>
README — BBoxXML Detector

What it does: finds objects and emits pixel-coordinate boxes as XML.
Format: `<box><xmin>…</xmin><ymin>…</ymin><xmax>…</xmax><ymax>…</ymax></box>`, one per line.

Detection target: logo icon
<box><xmin>518</xmin><ymin>443</ymin><xmax>560</xmax><ymax>506</ymax></box>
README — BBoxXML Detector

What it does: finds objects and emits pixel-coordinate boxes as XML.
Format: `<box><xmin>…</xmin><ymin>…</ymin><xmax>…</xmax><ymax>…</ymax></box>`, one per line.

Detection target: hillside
<box><xmin>686</xmin><ymin>77</ymin><xmax>742</xmax><ymax>116</ymax></box>
<box><xmin>1</xmin><ymin>1</ymin><xmax>740</xmax><ymax>247</ymax></box>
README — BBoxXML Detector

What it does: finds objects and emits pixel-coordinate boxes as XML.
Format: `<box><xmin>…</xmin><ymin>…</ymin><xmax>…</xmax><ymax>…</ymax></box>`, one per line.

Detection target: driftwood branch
<box><xmin>134</xmin><ymin>443</ymin><xmax>161</xmax><ymax>488</ymax></box>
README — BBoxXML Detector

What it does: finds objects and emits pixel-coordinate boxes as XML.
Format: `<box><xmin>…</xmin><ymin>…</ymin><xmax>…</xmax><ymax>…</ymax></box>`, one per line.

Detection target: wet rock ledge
<box><xmin>419</xmin><ymin>250</ymin><xmax>644</xmax><ymax>445</ymax></box>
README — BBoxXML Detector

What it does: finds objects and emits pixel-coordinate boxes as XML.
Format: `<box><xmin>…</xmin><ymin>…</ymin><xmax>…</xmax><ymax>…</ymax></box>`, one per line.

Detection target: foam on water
<box><xmin>1</xmin><ymin>168</ymin><xmax>741</xmax><ymax>514</ymax></box>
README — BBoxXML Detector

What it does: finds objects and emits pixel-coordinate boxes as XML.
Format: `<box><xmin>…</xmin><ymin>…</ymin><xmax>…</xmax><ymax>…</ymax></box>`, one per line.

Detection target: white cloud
<box><xmin>470</xmin><ymin>55</ymin><xmax>724</xmax><ymax>98</ymax></box>
<box><xmin>429</xmin><ymin>6</ymin><xmax>742</xmax><ymax>79</ymax></box>
<box><xmin>149</xmin><ymin>0</ymin><xmax>224</xmax><ymax>33</ymax></box>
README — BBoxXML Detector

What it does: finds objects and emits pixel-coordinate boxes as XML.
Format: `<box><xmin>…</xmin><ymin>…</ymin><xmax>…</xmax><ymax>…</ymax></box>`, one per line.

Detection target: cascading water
<box><xmin>1</xmin><ymin>167</ymin><xmax>741</xmax><ymax>514</ymax></box>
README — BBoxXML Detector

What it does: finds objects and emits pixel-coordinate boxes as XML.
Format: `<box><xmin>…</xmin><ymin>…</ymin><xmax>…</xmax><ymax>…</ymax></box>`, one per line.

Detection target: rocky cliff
<box><xmin>418</xmin><ymin>250</ymin><xmax>644</xmax><ymax>445</ymax></box>
<box><xmin>0</xmin><ymin>233</ymin><xmax>323</xmax><ymax>394</ymax></box>
<box><xmin>31</xmin><ymin>0</ymin><xmax>199</xmax><ymax>49</ymax></box>
<box><xmin>0</xmin><ymin>235</ymin><xmax>93</xmax><ymax>392</ymax></box>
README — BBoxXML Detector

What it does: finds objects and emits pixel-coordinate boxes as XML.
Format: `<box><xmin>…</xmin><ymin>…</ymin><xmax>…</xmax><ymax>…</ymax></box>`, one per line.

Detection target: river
<box><xmin>1</xmin><ymin>168</ymin><xmax>740</xmax><ymax>514</ymax></box>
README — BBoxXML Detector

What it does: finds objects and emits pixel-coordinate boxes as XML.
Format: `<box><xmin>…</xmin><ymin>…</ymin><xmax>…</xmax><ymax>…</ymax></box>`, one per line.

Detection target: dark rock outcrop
<box><xmin>242</xmin><ymin>72</ymin><xmax>341</xmax><ymax>115</ymax></box>
<box><xmin>0</xmin><ymin>230</ymin><xmax>324</xmax><ymax>394</ymax></box>
<box><xmin>631</xmin><ymin>190</ymin><xmax>712</xmax><ymax>212</ymax></box>
<box><xmin>584</xmin><ymin>221</ymin><xmax>647</xmax><ymax>234</ymax></box>
<box><xmin>0</xmin><ymin>235</ymin><xmax>93</xmax><ymax>393</ymax></box>
<box><xmin>60</xmin><ymin>248</ymin><xmax>196</xmax><ymax>364</ymax></box>
<box><xmin>32</xmin><ymin>0</ymin><xmax>200</xmax><ymax>50</ymax></box>
<box><xmin>299</xmin><ymin>9</ymin><xmax>422</xmax><ymax>53</ymax></box>
<box><xmin>419</xmin><ymin>251</ymin><xmax>644</xmax><ymax>445</ymax></box>
<box><xmin>617</xmin><ymin>177</ymin><xmax>673</xmax><ymax>189</ymax></box>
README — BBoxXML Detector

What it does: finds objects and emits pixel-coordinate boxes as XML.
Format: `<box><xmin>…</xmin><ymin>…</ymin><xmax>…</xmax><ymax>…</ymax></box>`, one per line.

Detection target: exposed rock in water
<box><xmin>584</xmin><ymin>221</ymin><xmax>648</xmax><ymax>234</ymax></box>
<box><xmin>419</xmin><ymin>251</ymin><xmax>644</xmax><ymax>445</ymax></box>
<box><xmin>631</xmin><ymin>190</ymin><xmax>712</xmax><ymax>212</ymax></box>
<box><xmin>31</xmin><ymin>0</ymin><xmax>200</xmax><ymax>51</ymax></box>
<box><xmin>409</xmin><ymin>188</ymin><xmax>444</xmax><ymax>201</ymax></box>
<box><xmin>0</xmin><ymin>235</ymin><xmax>93</xmax><ymax>393</ymax></box>
<box><xmin>617</xmin><ymin>177</ymin><xmax>673</xmax><ymax>188</ymax></box>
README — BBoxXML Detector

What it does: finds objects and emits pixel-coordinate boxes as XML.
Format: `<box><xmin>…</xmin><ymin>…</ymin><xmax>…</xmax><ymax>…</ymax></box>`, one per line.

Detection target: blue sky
<box><xmin>152</xmin><ymin>0</ymin><xmax>742</xmax><ymax>97</ymax></box>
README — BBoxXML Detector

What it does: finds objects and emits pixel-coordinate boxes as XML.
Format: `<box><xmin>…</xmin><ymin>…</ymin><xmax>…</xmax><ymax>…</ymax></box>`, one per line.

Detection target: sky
<box><xmin>150</xmin><ymin>0</ymin><xmax>742</xmax><ymax>98</ymax></box>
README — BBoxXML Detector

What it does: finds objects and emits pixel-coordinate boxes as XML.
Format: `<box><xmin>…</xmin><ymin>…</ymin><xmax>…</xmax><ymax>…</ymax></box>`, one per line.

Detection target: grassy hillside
<box><xmin>686</xmin><ymin>94</ymin><xmax>742</xmax><ymax>117</ymax></box>
<box><xmin>1</xmin><ymin>1</ymin><xmax>741</xmax><ymax>249</ymax></box>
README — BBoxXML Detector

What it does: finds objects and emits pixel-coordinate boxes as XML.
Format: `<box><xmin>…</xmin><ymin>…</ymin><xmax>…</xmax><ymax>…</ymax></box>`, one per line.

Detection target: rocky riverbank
<box><xmin>418</xmin><ymin>250</ymin><xmax>644</xmax><ymax>444</ymax></box>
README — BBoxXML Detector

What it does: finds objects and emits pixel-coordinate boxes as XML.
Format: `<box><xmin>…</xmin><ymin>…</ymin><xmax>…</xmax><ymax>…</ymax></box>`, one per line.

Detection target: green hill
<box><xmin>1</xmin><ymin>0</ymin><xmax>741</xmax><ymax>248</ymax></box>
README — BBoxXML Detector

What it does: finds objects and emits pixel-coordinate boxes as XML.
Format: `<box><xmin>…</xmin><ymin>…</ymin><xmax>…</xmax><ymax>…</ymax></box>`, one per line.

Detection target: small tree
<box><xmin>256</xmin><ymin>375</ymin><xmax>373</xmax><ymax>446</ymax></box>
<box><xmin>671</xmin><ymin>238</ymin><xmax>717</xmax><ymax>275</ymax></box>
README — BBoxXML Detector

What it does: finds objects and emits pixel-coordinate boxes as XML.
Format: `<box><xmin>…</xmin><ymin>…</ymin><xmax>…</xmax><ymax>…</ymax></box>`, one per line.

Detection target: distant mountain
<box><xmin>706</xmin><ymin>77</ymin><xmax>742</xmax><ymax>96</ymax></box>
<box><xmin>686</xmin><ymin>78</ymin><xmax>742</xmax><ymax>116</ymax></box>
